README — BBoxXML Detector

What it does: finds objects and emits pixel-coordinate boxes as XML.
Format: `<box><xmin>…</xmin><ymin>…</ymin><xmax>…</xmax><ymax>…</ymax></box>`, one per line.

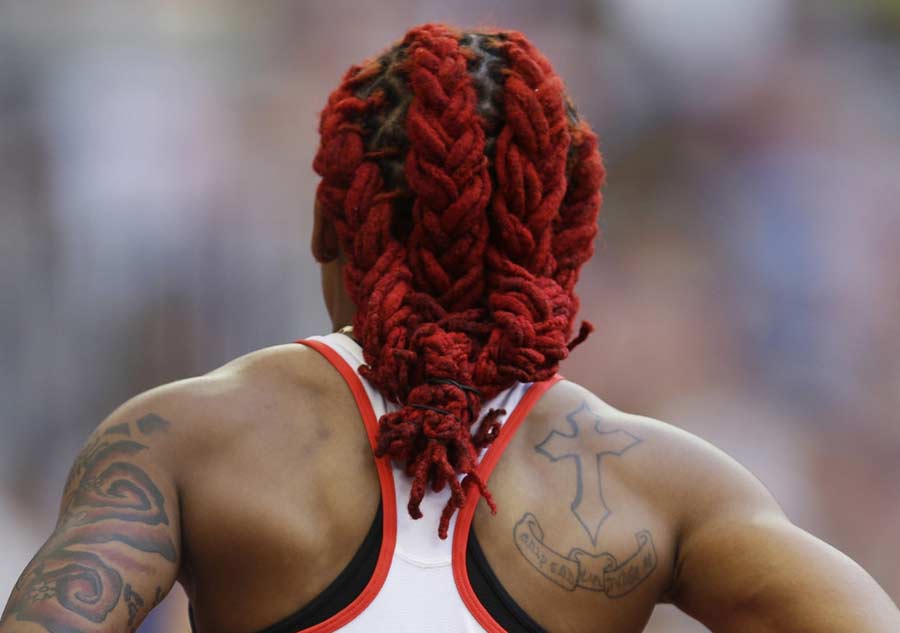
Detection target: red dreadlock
<box><xmin>313</xmin><ymin>24</ymin><xmax>605</xmax><ymax>538</ymax></box>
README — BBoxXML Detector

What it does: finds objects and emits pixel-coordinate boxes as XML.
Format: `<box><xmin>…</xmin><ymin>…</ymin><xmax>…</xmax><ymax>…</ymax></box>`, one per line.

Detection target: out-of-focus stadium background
<box><xmin>1</xmin><ymin>1</ymin><xmax>898</xmax><ymax>631</ymax></box>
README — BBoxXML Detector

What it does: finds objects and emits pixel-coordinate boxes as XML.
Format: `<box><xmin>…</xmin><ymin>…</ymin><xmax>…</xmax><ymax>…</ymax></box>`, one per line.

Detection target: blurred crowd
<box><xmin>1</xmin><ymin>1</ymin><xmax>898</xmax><ymax>631</ymax></box>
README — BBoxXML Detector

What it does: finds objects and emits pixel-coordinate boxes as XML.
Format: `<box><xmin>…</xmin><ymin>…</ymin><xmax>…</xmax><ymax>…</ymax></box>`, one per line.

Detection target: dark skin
<box><xmin>2</xmin><ymin>212</ymin><xmax>898</xmax><ymax>632</ymax></box>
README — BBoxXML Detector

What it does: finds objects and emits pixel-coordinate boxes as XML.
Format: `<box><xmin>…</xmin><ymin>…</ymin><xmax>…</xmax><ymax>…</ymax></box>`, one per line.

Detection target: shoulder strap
<box><xmin>296</xmin><ymin>337</ymin><xmax>380</xmax><ymax>447</ymax></box>
<box><xmin>293</xmin><ymin>338</ymin><xmax>397</xmax><ymax>633</ymax></box>
<box><xmin>451</xmin><ymin>374</ymin><xmax>564</xmax><ymax>633</ymax></box>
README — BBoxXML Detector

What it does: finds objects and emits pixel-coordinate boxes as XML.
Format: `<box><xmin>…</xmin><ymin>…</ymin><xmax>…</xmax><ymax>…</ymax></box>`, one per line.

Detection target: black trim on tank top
<box><xmin>186</xmin><ymin>497</ymin><xmax>544</xmax><ymax>633</ymax></box>
<box><xmin>467</xmin><ymin>528</ymin><xmax>547</xmax><ymax>633</ymax></box>
<box><xmin>189</xmin><ymin>502</ymin><xmax>383</xmax><ymax>633</ymax></box>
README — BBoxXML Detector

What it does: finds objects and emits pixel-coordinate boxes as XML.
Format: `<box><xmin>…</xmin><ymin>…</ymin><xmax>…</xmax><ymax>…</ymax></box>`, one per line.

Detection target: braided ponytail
<box><xmin>313</xmin><ymin>24</ymin><xmax>605</xmax><ymax>538</ymax></box>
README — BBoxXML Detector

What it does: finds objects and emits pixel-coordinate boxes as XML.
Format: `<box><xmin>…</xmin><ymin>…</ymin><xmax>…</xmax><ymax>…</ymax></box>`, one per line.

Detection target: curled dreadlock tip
<box><xmin>407</xmin><ymin>504</ymin><xmax>423</xmax><ymax>520</ymax></box>
<box><xmin>567</xmin><ymin>320</ymin><xmax>594</xmax><ymax>351</ymax></box>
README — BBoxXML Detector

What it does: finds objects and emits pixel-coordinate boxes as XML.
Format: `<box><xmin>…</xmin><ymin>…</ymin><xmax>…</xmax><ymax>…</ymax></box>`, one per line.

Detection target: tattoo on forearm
<box><xmin>513</xmin><ymin>401</ymin><xmax>656</xmax><ymax>597</ymax></box>
<box><xmin>1</xmin><ymin>414</ymin><xmax>175</xmax><ymax>632</ymax></box>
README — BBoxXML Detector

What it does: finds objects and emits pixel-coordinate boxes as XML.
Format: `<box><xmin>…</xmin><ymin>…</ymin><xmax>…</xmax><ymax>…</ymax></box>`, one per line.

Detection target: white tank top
<box><xmin>296</xmin><ymin>333</ymin><xmax>561</xmax><ymax>633</ymax></box>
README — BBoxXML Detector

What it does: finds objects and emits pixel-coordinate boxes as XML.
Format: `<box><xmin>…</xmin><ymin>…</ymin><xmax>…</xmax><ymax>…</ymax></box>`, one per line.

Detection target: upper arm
<box><xmin>0</xmin><ymin>400</ymin><xmax>182</xmax><ymax>632</ymax></box>
<box><xmin>666</xmin><ymin>432</ymin><xmax>900</xmax><ymax>633</ymax></box>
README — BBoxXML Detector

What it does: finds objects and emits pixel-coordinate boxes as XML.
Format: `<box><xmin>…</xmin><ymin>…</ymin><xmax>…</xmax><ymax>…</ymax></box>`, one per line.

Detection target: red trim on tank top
<box><xmin>452</xmin><ymin>374</ymin><xmax>564</xmax><ymax>633</ymax></box>
<box><xmin>294</xmin><ymin>338</ymin><xmax>397</xmax><ymax>633</ymax></box>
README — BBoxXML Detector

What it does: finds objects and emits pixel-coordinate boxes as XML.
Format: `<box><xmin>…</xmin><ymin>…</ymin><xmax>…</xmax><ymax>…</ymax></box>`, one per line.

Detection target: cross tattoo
<box><xmin>535</xmin><ymin>402</ymin><xmax>641</xmax><ymax>547</ymax></box>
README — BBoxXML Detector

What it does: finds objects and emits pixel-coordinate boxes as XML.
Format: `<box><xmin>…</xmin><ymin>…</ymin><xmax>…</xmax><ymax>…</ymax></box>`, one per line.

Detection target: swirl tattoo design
<box><xmin>1</xmin><ymin>414</ymin><xmax>174</xmax><ymax>632</ymax></box>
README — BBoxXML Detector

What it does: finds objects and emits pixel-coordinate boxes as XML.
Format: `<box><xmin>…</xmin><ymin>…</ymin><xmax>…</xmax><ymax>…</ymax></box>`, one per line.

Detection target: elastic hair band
<box><xmin>410</xmin><ymin>404</ymin><xmax>453</xmax><ymax>416</ymax></box>
<box><xmin>426</xmin><ymin>377</ymin><xmax>482</xmax><ymax>395</ymax></box>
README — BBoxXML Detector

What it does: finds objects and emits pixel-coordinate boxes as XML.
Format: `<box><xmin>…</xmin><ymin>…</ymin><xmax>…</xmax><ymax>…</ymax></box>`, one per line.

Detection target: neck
<box><xmin>329</xmin><ymin>301</ymin><xmax>356</xmax><ymax>334</ymax></box>
<box><xmin>329</xmin><ymin>303</ymin><xmax>355</xmax><ymax>333</ymax></box>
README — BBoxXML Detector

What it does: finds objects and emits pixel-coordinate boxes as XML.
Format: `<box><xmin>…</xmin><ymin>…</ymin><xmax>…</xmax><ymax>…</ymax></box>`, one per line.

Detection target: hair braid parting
<box><xmin>314</xmin><ymin>24</ymin><xmax>605</xmax><ymax>539</ymax></box>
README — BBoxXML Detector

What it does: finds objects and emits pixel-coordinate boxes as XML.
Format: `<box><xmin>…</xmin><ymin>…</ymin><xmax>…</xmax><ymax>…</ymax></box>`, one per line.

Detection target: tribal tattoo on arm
<box><xmin>514</xmin><ymin>402</ymin><xmax>657</xmax><ymax>597</ymax></box>
<box><xmin>1</xmin><ymin>414</ymin><xmax>176</xmax><ymax>633</ymax></box>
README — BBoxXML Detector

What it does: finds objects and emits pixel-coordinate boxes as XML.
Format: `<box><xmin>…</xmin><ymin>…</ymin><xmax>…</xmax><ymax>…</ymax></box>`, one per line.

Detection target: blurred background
<box><xmin>1</xmin><ymin>0</ymin><xmax>898</xmax><ymax>631</ymax></box>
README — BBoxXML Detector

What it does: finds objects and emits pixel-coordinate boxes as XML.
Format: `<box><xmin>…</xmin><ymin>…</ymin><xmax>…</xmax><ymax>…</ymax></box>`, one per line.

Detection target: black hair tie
<box><xmin>425</xmin><ymin>377</ymin><xmax>481</xmax><ymax>395</ymax></box>
<box><xmin>410</xmin><ymin>403</ymin><xmax>453</xmax><ymax>416</ymax></box>
<box><xmin>409</xmin><ymin>403</ymin><xmax>463</xmax><ymax>424</ymax></box>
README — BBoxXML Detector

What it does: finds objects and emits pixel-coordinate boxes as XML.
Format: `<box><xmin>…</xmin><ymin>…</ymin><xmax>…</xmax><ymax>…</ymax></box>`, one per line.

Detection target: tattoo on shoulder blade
<box><xmin>535</xmin><ymin>401</ymin><xmax>641</xmax><ymax>545</ymax></box>
<box><xmin>512</xmin><ymin>401</ymin><xmax>656</xmax><ymax>597</ymax></box>
<box><xmin>514</xmin><ymin>513</ymin><xmax>657</xmax><ymax>597</ymax></box>
<box><xmin>1</xmin><ymin>414</ymin><xmax>175</xmax><ymax>632</ymax></box>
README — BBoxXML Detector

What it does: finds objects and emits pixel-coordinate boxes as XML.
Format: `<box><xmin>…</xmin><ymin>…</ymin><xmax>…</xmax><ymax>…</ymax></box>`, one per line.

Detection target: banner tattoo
<box><xmin>514</xmin><ymin>512</ymin><xmax>657</xmax><ymax>597</ymax></box>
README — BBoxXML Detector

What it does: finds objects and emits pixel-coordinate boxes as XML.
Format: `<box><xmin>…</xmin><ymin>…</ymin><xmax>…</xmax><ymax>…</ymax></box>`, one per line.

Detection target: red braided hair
<box><xmin>313</xmin><ymin>24</ymin><xmax>605</xmax><ymax>538</ymax></box>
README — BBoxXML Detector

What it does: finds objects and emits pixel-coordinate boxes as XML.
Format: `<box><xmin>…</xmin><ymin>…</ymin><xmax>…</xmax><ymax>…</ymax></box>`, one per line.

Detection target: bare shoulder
<box><xmin>157</xmin><ymin>342</ymin><xmax>380</xmax><ymax>632</ymax></box>
<box><xmin>131</xmin><ymin>342</ymin><xmax>335</xmax><ymax>415</ymax></box>
<box><xmin>471</xmin><ymin>375</ymin><xmax>783</xmax><ymax>627</ymax></box>
<box><xmin>530</xmin><ymin>378</ymin><xmax>784</xmax><ymax>530</ymax></box>
<box><xmin>96</xmin><ymin>342</ymin><xmax>343</xmax><ymax>481</ymax></box>
<box><xmin>525</xmin><ymin>379</ymin><xmax>899</xmax><ymax>631</ymax></box>
<box><xmin>529</xmin><ymin>379</ymin><xmax>900</xmax><ymax>629</ymax></box>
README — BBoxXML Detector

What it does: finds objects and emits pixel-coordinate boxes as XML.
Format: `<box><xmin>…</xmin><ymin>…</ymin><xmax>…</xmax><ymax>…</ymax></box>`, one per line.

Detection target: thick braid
<box><xmin>489</xmin><ymin>32</ymin><xmax>571</xmax><ymax>275</ymax></box>
<box><xmin>365</xmin><ymin>25</ymin><xmax>498</xmax><ymax>537</ymax></box>
<box><xmin>554</xmin><ymin>123</ymin><xmax>605</xmax><ymax>341</ymax></box>
<box><xmin>404</xmin><ymin>24</ymin><xmax>492</xmax><ymax>311</ymax></box>
<box><xmin>475</xmin><ymin>33</ymin><xmax>577</xmax><ymax>390</ymax></box>
<box><xmin>313</xmin><ymin>25</ymin><xmax>605</xmax><ymax>539</ymax></box>
<box><xmin>314</xmin><ymin>57</ymin><xmax>419</xmax><ymax>397</ymax></box>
